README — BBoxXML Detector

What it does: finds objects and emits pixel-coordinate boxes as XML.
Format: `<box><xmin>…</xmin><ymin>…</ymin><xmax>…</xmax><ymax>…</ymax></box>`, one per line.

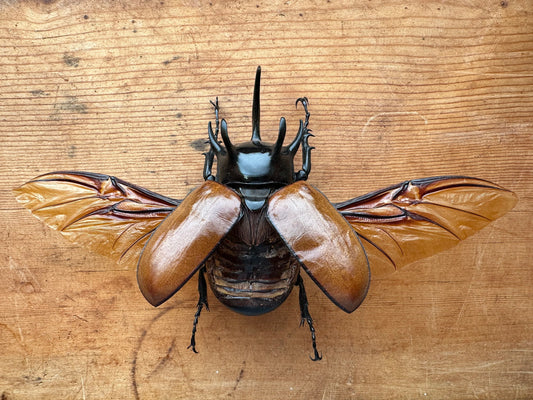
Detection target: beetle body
<box><xmin>200</xmin><ymin>68</ymin><xmax>311</xmax><ymax>315</ymax></box>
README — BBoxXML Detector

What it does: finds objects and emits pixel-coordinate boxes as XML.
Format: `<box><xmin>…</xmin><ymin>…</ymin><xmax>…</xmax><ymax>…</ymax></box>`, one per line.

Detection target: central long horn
<box><xmin>251</xmin><ymin>66</ymin><xmax>261</xmax><ymax>143</ymax></box>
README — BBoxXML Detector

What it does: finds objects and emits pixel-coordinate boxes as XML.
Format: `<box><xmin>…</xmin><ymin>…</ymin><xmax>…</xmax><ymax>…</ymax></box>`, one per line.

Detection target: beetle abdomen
<box><xmin>205</xmin><ymin>207</ymin><xmax>299</xmax><ymax>316</ymax></box>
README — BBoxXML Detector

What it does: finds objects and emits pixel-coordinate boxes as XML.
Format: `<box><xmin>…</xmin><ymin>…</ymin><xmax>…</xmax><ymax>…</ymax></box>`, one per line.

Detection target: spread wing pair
<box><xmin>14</xmin><ymin>172</ymin><xmax>517</xmax><ymax>312</ymax></box>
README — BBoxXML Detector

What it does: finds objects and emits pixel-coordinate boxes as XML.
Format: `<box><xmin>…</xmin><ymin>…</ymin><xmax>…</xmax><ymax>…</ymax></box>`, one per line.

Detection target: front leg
<box><xmin>203</xmin><ymin>97</ymin><xmax>220</xmax><ymax>181</ymax></box>
<box><xmin>294</xmin><ymin>98</ymin><xmax>314</xmax><ymax>181</ymax></box>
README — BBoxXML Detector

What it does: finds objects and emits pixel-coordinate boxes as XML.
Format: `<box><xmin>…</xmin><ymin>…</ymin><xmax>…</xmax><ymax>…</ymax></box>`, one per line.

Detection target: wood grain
<box><xmin>1</xmin><ymin>0</ymin><xmax>531</xmax><ymax>399</ymax></box>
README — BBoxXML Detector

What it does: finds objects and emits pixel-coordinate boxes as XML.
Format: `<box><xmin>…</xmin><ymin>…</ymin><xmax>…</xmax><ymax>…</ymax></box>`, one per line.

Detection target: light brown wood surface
<box><xmin>1</xmin><ymin>1</ymin><xmax>531</xmax><ymax>398</ymax></box>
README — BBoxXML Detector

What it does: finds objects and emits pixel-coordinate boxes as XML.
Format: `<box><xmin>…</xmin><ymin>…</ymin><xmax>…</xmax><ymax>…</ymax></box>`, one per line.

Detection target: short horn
<box><xmin>273</xmin><ymin>117</ymin><xmax>286</xmax><ymax>156</ymax></box>
<box><xmin>288</xmin><ymin>120</ymin><xmax>305</xmax><ymax>155</ymax></box>
<box><xmin>220</xmin><ymin>119</ymin><xmax>236</xmax><ymax>158</ymax></box>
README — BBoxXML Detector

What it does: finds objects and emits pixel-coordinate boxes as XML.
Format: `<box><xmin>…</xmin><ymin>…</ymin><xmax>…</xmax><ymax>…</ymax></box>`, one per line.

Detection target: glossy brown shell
<box><xmin>137</xmin><ymin>181</ymin><xmax>241</xmax><ymax>306</ymax></box>
<box><xmin>268</xmin><ymin>181</ymin><xmax>370</xmax><ymax>313</ymax></box>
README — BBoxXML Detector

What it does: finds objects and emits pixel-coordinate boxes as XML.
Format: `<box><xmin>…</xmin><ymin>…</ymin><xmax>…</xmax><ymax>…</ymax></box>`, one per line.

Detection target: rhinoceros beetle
<box><xmin>15</xmin><ymin>67</ymin><xmax>516</xmax><ymax>360</ymax></box>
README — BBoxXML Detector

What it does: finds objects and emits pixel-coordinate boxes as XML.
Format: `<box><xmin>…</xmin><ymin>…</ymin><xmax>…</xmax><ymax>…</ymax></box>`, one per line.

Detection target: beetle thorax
<box><xmin>216</xmin><ymin>141</ymin><xmax>295</xmax><ymax>187</ymax></box>
<box><xmin>205</xmin><ymin>66</ymin><xmax>309</xmax><ymax>205</ymax></box>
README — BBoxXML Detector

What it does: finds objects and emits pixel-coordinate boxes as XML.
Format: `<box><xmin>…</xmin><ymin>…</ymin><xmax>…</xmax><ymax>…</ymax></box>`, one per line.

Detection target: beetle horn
<box><xmin>208</xmin><ymin>121</ymin><xmax>223</xmax><ymax>154</ymax></box>
<box><xmin>220</xmin><ymin>119</ymin><xmax>236</xmax><ymax>158</ymax></box>
<box><xmin>251</xmin><ymin>66</ymin><xmax>261</xmax><ymax>144</ymax></box>
<box><xmin>288</xmin><ymin>120</ymin><xmax>305</xmax><ymax>155</ymax></box>
<box><xmin>273</xmin><ymin>117</ymin><xmax>286</xmax><ymax>156</ymax></box>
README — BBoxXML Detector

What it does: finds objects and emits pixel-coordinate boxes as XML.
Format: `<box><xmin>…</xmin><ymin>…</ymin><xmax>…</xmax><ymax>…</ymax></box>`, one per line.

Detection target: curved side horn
<box><xmin>220</xmin><ymin>119</ymin><xmax>236</xmax><ymax>158</ymax></box>
<box><xmin>273</xmin><ymin>117</ymin><xmax>286</xmax><ymax>156</ymax></box>
<box><xmin>251</xmin><ymin>66</ymin><xmax>261</xmax><ymax>143</ymax></box>
<box><xmin>288</xmin><ymin>120</ymin><xmax>305</xmax><ymax>155</ymax></box>
<box><xmin>208</xmin><ymin>121</ymin><xmax>222</xmax><ymax>153</ymax></box>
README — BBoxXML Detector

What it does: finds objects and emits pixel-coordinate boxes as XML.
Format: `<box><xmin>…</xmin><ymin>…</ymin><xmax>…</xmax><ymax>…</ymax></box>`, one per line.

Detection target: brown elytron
<box><xmin>137</xmin><ymin>181</ymin><xmax>241</xmax><ymax>307</ymax></box>
<box><xmin>14</xmin><ymin>67</ymin><xmax>517</xmax><ymax>360</ymax></box>
<box><xmin>268</xmin><ymin>181</ymin><xmax>370</xmax><ymax>313</ymax></box>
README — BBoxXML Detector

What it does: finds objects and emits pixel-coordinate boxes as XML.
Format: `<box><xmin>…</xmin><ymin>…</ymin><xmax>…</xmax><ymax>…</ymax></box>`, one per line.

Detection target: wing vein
<box><xmin>33</xmin><ymin>195</ymin><xmax>102</xmax><ymax>212</ymax></box>
<box><xmin>357</xmin><ymin>232</ymin><xmax>398</xmax><ymax>269</ymax></box>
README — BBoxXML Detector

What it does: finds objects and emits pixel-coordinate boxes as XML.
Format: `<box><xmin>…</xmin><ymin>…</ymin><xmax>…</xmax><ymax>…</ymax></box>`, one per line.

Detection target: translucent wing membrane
<box><xmin>335</xmin><ymin>176</ymin><xmax>517</xmax><ymax>277</ymax></box>
<box><xmin>14</xmin><ymin>171</ymin><xmax>180</xmax><ymax>265</ymax></box>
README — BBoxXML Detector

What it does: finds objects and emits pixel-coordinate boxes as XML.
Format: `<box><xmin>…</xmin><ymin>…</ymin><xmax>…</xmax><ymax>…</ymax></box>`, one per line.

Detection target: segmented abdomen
<box><xmin>205</xmin><ymin>209</ymin><xmax>299</xmax><ymax>315</ymax></box>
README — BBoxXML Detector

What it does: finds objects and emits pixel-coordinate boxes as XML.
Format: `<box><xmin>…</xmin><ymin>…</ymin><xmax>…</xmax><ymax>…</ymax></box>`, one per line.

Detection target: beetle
<box><xmin>15</xmin><ymin>66</ymin><xmax>517</xmax><ymax>360</ymax></box>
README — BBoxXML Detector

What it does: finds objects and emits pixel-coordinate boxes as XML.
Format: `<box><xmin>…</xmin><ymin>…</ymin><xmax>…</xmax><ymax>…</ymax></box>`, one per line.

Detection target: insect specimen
<box><xmin>15</xmin><ymin>67</ymin><xmax>517</xmax><ymax>360</ymax></box>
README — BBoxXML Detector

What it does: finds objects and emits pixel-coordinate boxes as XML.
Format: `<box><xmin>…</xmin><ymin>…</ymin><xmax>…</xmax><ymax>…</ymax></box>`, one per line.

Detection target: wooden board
<box><xmin>1</xmin><ymin>0</ymin><xmax>531</xmax><ymax>398</ymax></box>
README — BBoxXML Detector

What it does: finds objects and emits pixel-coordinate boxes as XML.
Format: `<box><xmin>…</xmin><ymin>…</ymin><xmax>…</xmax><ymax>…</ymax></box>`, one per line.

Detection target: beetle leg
<box><xmin>203</xmin><ymin>150</ymin><xmax>215</xmax><ymax>181</ymax></box>
<box><xmin>188</xmin><ymin>267</ymin><xmax>209</xmax><ymax>353</ymax></box>
<box><xmin>203</xmin><ymin>98</ymin><xmax>220</xmax><ymax>181</ymax></box>
<box><xmin>294</xmin><ymin>98</ymin><xmax>314</xmax><ymax>181</ymax></box>
<box><xmin>296</xmin><ymin>274</ymin><xmax>322</xmax><ymax>361</ymax></box>
<box><xmin>210</xmin><ymin>97</ymin><xmax>220</xmax><ymax>137</ymax></box>
<box><xmin>296</xmin><ymin>97</ymin><xmax>310</xmax><ymax>128</ymax></box>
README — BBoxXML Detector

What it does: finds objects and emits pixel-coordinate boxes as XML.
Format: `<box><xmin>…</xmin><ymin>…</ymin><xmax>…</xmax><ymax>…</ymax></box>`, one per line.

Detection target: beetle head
<box><xmin>208</xmin><ymin>66</ymin><xmax>306</xmax><ymax>189</ymax></box>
